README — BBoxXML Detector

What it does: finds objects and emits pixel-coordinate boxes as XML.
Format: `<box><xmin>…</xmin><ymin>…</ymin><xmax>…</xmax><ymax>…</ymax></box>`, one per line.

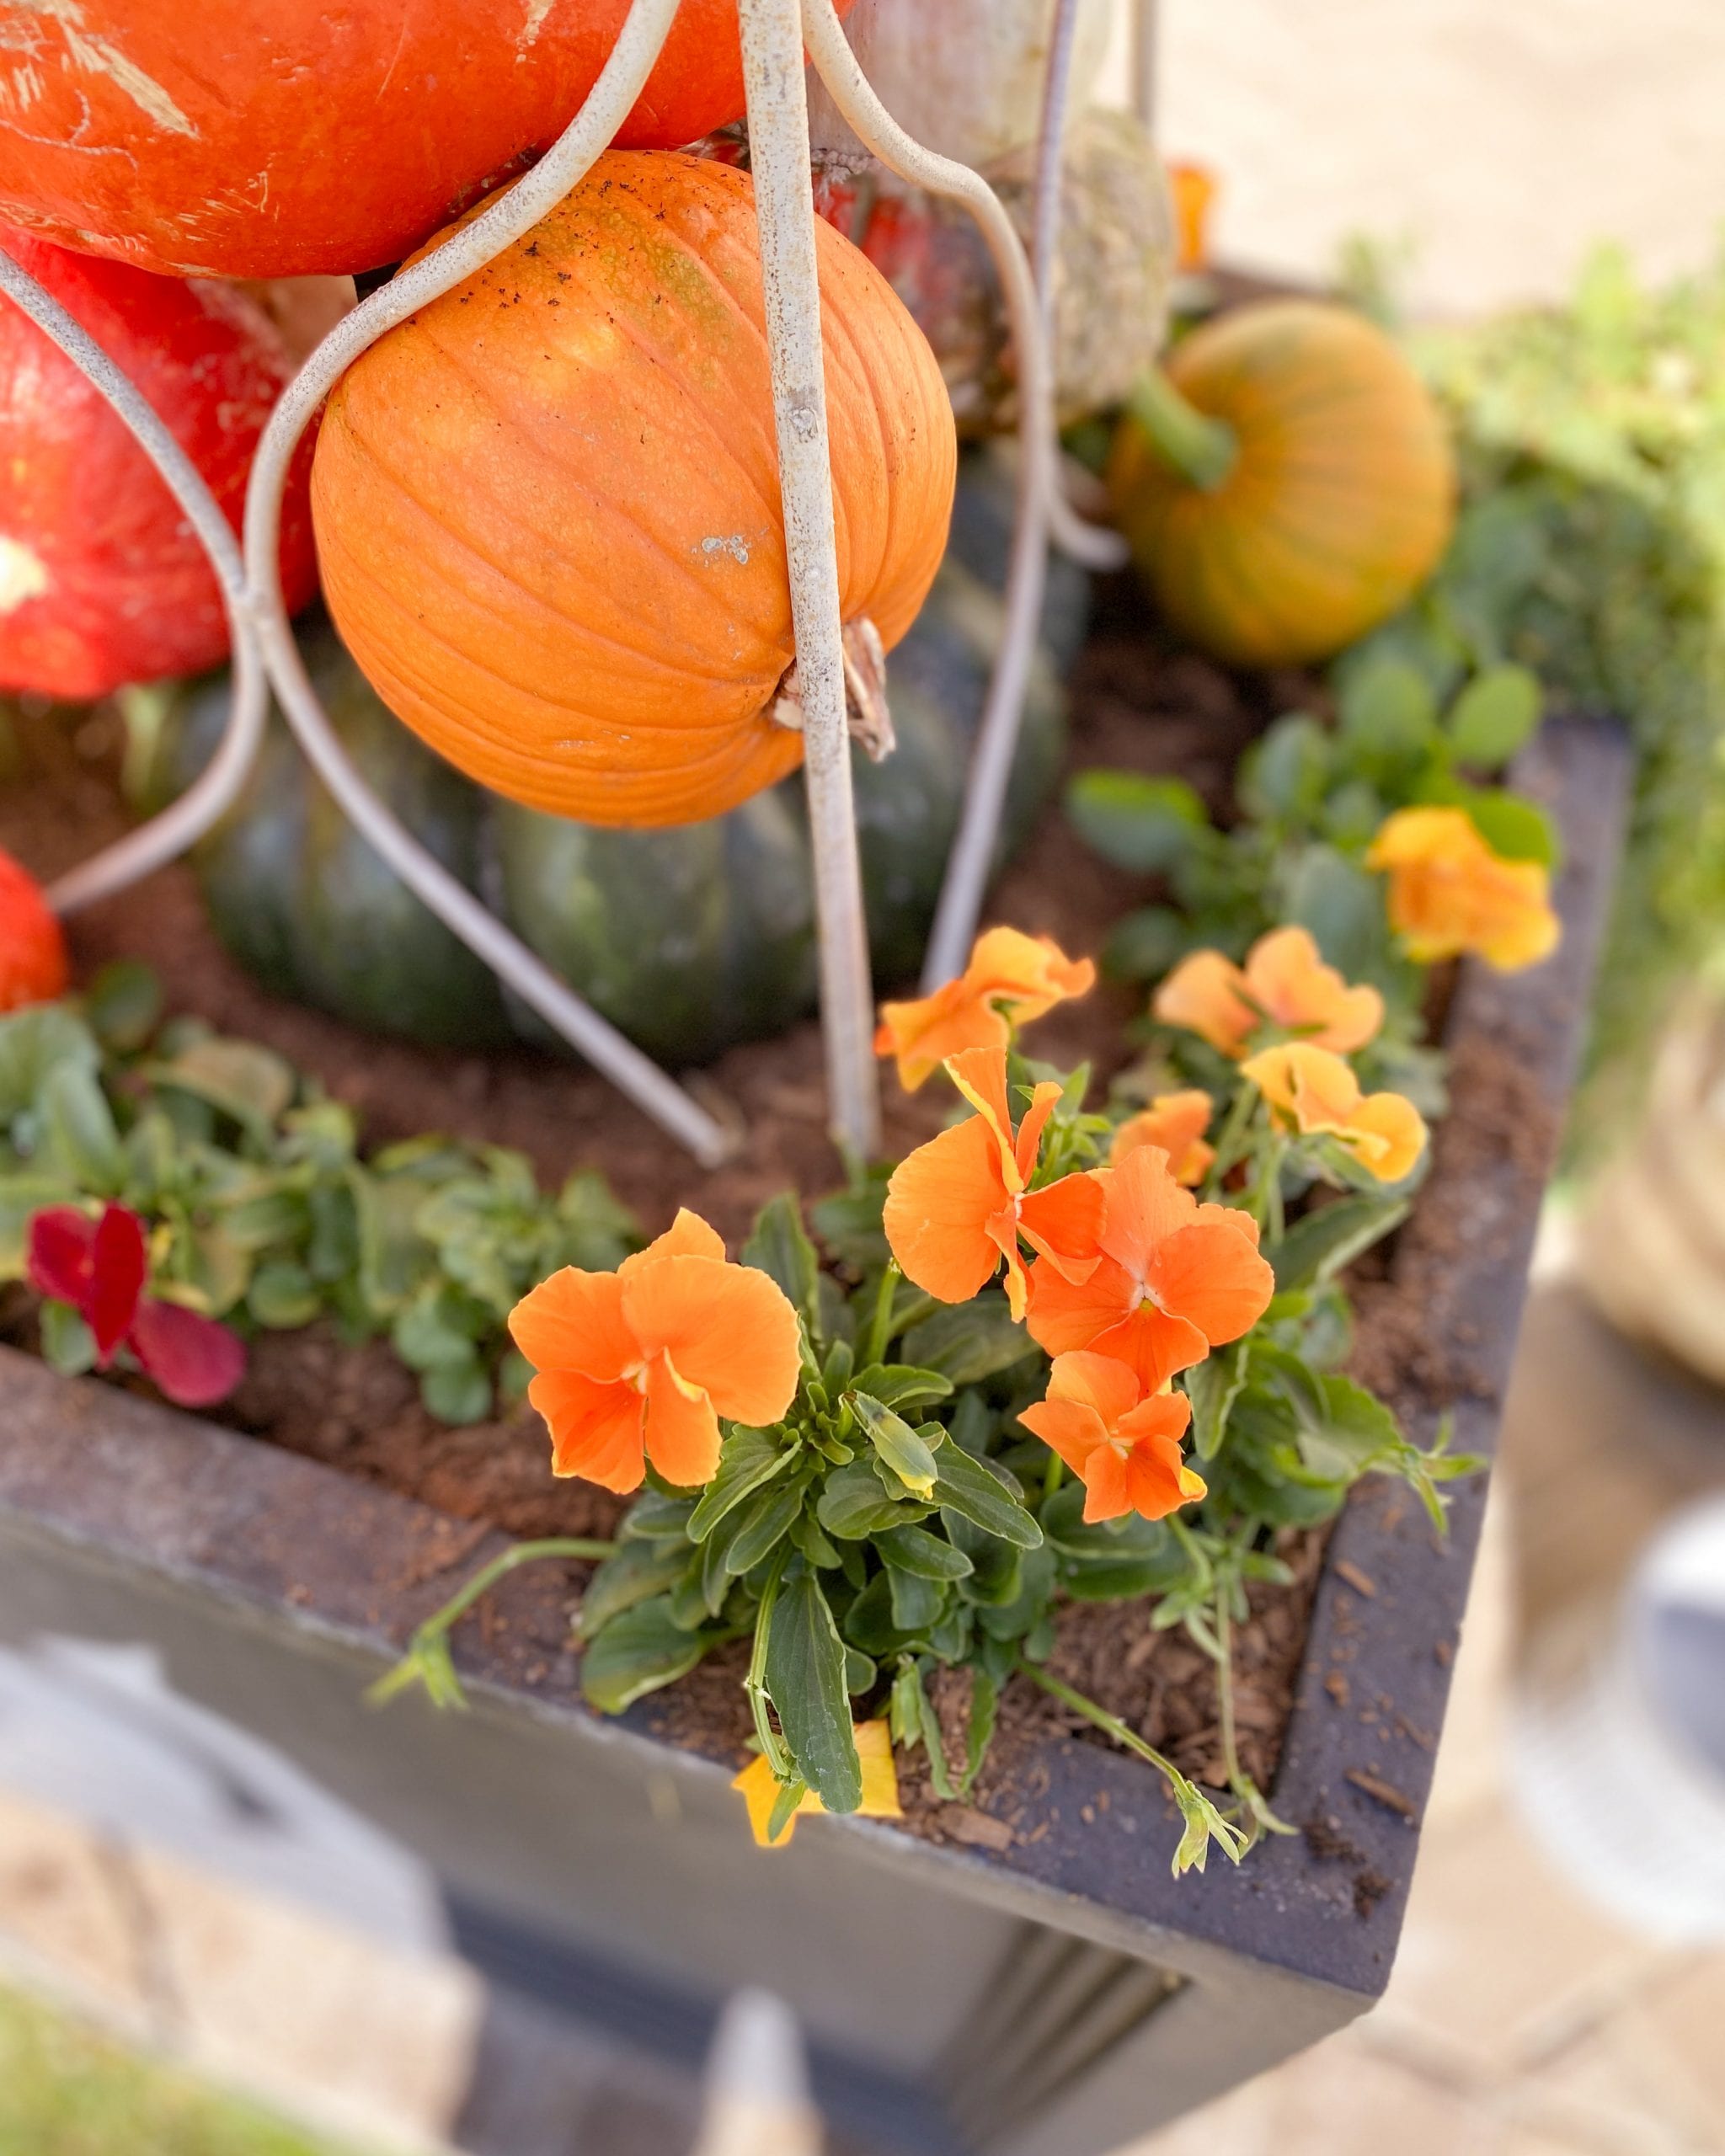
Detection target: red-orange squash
<box><xmin>0</xmin><ymin>0</ymin><xmax>852</xmax><ymax>281</ymax></box>
<box><xmin>0</xmin><ymin>230</ymin><xmax>318</xmax><ymax>701</ymax></box>
<box><xmin>309</xmin><ymin>152</ymin><xmax>957</xmax><ymax>830</ymax></box>
<box><xmin>1108</xmin><ymin>301</ymin><xmax>1456</xmax><ymax>667</ymax></box>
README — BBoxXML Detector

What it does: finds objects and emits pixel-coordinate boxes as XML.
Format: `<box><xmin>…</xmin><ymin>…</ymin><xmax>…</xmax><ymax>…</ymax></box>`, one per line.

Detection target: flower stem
<box><xmin>863</xmin><ymin>1259</ymin><xmax>901</xmax><ymax>1369</ymax></box>
<box><xmin>1022</xmin><ymin>1662</ymin><xmax>1188</xmax><ymax>1788</ymax></box>
<box><xmin>1212</xmin><ymin>1577</ymin><xmax>1294</xmax><ymax>1839</ymax></box>
<box><xmin>1203</xmin><ymin>1079</ymin><xmax>1259</xmax><ymax>1197</ymax></box>
<box><xmin>1125</xmin><ymin>367</ymin><xmax>1239</xmax><ymax>494</ymax></box>
<box><xmin>745</xmin><ymin>1550</ymin><xmax>793</xmax><ymax>1782</ymax></box>
<box><xmin>370</xmin><ymin>1536</ymin><xmax>614</xmax><ymax>1709</ymax></box>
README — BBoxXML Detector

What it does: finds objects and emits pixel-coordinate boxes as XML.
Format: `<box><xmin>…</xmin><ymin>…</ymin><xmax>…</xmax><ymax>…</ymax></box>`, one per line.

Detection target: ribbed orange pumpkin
<box><xmin>309</xmin><ymin>152</ymin><xmax>956</xmax><ymax>829</ymax></box>
<box><xmin>1108</xmin><ymin>301</ymin><xmax>1455</xmax><ymax>667</ymax></box>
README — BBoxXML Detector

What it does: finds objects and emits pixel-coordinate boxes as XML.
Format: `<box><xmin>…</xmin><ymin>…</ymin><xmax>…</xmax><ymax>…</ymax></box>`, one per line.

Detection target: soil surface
<box><xmin>0</xmin><ymin>581</ymin><xmax>1543</xmax><ymax>1839</ymax></box>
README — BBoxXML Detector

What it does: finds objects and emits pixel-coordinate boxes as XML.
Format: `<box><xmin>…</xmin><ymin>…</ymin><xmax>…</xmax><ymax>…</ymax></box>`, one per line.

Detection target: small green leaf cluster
<box><xmin>0</xmin><ymin>964</ymin><xmax>638</xmax><ymax>1422</ymax></box>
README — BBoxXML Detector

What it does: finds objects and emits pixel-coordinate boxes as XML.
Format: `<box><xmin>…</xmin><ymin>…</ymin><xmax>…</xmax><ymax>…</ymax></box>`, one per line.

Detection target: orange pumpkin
<box><xmin>310</xmin><ymin>152</ymin><xmax>957</xmax><ymax>829</ymax></box>
<box><xmin>1108</xmin><ymin>301</ymin><xmax>1455</xmax><ymax>667</ymax></box>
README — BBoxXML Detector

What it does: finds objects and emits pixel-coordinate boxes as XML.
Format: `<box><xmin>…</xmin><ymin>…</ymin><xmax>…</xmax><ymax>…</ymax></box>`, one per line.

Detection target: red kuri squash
<box><xmin>310</xmin><ymin>152</ymin><xmax>956</xmax><ymax>830</ymax></box>
<box><xmin>0</xmin><ymin>231</ymin><xmax>318</xmax><ymax>702</ymax></box>
<box><xmin>0</xmin><ymin>1</ymin><xmax>852</xmax><ymax>280</ymax></box>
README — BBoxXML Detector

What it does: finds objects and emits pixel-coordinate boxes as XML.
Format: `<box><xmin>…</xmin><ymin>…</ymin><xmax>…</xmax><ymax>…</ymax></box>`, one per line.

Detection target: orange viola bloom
<box><xmin>1025</xmin><ymin>1144</ymin><xmax>1274</xmax><ymax>1389</ymax></box>
<box><xmin>874</xmin><ymin>926</ymin><xmax>1095</xmax><ymax>1091</ymax></box>
<box><xmin>1242</xmin><ymin>1042</ymin><xmax>1428</xmax><ymax>1184</ymax></box>
<box><xmin>508</xmin><ymin>1209</ymin><xmax>802</xmax><ymax>1495</ymax></box>
<box><xmin>1365</xmin><ymin>807</ymin><xmax>1560</xmax><ymax>972</ymax></box>
<box><xmin>732</xmin><ymin>1719</ymin><xmax>903</xmax><ymax>1847</ymax></box>
<box><xmin>1110</xmin><ymin>1090</ymin><xmax>1215</xmax><ymax>1187</ymax></box>
<box><xmin>883</xmin><ymin>1043</ymin><xmax>1104</xmax><ymax>1321</ymax></box>
<box><xmin>1153</xmin><ymin>925</ymin><xmax>1383</xmax><ymax>1059</ymax></box>
<box><xmin>1020</xmin><ymin>1352</ymin><xmax>1205</xmax><ymax>1524</ymax></box>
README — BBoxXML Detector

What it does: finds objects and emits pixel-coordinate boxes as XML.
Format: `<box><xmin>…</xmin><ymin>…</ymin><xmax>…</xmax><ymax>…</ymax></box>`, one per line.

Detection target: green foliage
<box><xmin>0</xmin><ymin>968</ymin><xmax>638</xmax><ymax>1424</ymax></box>
<box><xmin>1393</xmin><ymin>243</ymin><xmax>1725</xmax><ymax>1142</ymax></box>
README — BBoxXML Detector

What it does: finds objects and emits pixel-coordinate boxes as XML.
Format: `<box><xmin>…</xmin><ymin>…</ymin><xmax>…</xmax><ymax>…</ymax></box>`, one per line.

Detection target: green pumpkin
<box><xmin>141</xmin><ymin>615</ymin><xmax>510</xmax><ymax>1049</ymax></box>
<box><xmin>147</xmin><ymin>461</ymin><xmax>1085</xmax><ymax>1065</ymax></box>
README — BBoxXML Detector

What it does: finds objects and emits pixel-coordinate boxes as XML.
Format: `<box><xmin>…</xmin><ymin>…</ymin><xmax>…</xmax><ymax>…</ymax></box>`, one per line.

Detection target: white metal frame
<box><xmin>8</xmin><ymin>0</ymin><xmax>1114</xmax><ymax>1164</ymax></box>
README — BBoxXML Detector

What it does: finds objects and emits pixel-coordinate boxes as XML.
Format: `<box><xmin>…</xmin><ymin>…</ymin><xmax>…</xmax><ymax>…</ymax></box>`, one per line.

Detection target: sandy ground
<box><xmin>1098</xmin><ymin>0</ymin><xmax>1725</xmax><ymax>313</ymax></box>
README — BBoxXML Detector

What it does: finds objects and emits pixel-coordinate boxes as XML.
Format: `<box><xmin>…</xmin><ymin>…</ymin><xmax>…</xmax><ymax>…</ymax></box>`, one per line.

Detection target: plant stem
<box><xmin>745</xmin><ymin>1550</ymin><xmax>793</xmax><ymax>1782</ymax></box>
<box><xmin>421</xmin><ymin>1536</ymin><xmax>614</xmax><ymax>1645</ymax></box>
<box><xmin>863</xmin><ymin>1259</ymin><xmax>901</xmax><ymax>1368</ymax></box>
<box><xmin>1126</xmin><ymin>367</ymin><xmax>1239</xmax><ymax>494</ymax></box>
<box><xmin>1043</xmin><ymin>1449</ymin><xmax>1065</xmax><ymax>1503</ymax></box>
<box><xmin>1203</xmin><ymin>1079</ymin><xmax>1258</xmax><ymax>1197</ymax></box>
<box><xmin>1212</xmin><ymin>1573</ymin><xmax>1294</xmax><ymax>1838</ymax></box>
<box><xmin>1020</xmin><ymin>1662</ymin><xmax>1188</xmax><ymax>1786</ymax></box>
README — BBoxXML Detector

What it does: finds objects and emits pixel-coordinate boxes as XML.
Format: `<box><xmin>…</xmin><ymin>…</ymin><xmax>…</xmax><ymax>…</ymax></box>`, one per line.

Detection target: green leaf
<box><xmin>38</xmin><ymin>1299</ymin><xmax>95</xmax><ymax>1376</ymax></box>
<box><xmin>1337</xmin><ymin>657</ymin><xmax>1439</xmax><ymax>766</ymax></box>
<box><xmin>886</xmin><ymin>1565</ymin><xmax>945</xmax><ymax>1634</ymax></box>
<box><xmin>0</xmin><ymin>1006</ymin><xmax>98</xmax><ymax>1123</ymax></box>
<box><xmin>1102</xmin><ymin>905</ymin><xmax>1188</xmax><ymax>982</ymax></box>
<box><xmin>1299</xmin><ymin>1373</ymin><xmax>1407</xmax><ymax>1481</ymax></box>
<box><xmin>851</xmin><ymin>1364</ymin><xmax>953</xmax><ymax>1413</ymax></box>
<box><xmin>742</xmin><ymin>1193</ymin><xmax>823</xmax><ymax>1340</ymax></box>
<box><xmin>420</xmin><ymin>1363</ymin><xmax>494</xmax><ymax>1426</ymax></box>
<box><xmin>874</xmin><ymin>1524</ymin><xmax>974</xmax><ymax>1581</ymax></box>
<box><xmin>39</xmin><ymin>1063</ymin><xmax>124</xmax><ymax>1190</ymax></box>
<box><xmin>850</xmin><ymin>1391</ymin><xmax>941</xmax><ymax>1497</ymax></box>
<box><xmin>577</xmin><ymin>1538</ymin><xmax>690</xmax><ymax>1639</ymax></box>
<box><xmin>580</xmin><ymin>1596</ymin><xmax>709</xmax><ymax>1713</ymax></box>
<box><xmin>1282</xmin><ymin>845</ymin><xmax>1390</xmax><ymax>985</ymax></box>
<box><xmin>1463</xmin><ymin>787</ymin><xmax>1561</xmax><ymax>867</ymax></box>
<box><xmin>766</xmin><ymin>1572</ymin><xmax>862</xmax><ymax>1814</ymax></box>
<box><xmin>723</xmin><ymin>1476</ymin><xmax>807</xmax><ymax>1576</ymax></box>
<box><xmin>623</xmin><ymin>1489</ymin><xmax>700</xmax><ymax>1541</ymax></box>
<box><xmin>1270</xmin><ymin>1192</ymin><xmax>1410</xmax><ymax>1291</ymax></box>
<box><xmin>901</xmin><ymin>1294</ymin><xmax>1037</xmax><ymax>1385</ymax></box>
<box><xmin>817</xmin><ymin>1459</ymin><xmax>931</xmax><ymax>1540</ymax></box>
<box><xmin>809</xmin><ymin>1176</ymin><xmax>889</xmax><ymax>1271</ymax></box>
<box><xmin>1184</xmin><ymin>1337</ymin><xmax>1250</xmax><ymax>1461</ymax></box>
<box><xmin>1065</xmin><ymin>770</ymin><xmax>1208</xmax><ymax>873</ymax></box>
<box><xmin>686</xmin><ymin>1424</ymin><xmax>795</xmax><ymax>1541</ymax></box>
<box><xmin>844</xmin><ymin>1646</ymin><xmax>878</xmax><ymax>1695</ymax></box>
<box><xmin>248</xmin><ymin>1260</ymin><xmax>320</xmax><ymax>1330</ymax></box>
<box><xmin>932</xmin><ymin>1446</ymin><xmax>1042</xmax><ymax>1550</ymax></box>
<box><xmin>962</xmin><ymin>1669</ymin><xmax>998</xmax><ymax>1796</ymax></box>
<box><xmin>1239</xmin><ymin>714</ymin><xmax>1332</xmax><ymax>823</ymax></box>
<box><xmin>347</xmin><ymin>1164</ymin><xmax>433</xmax><ymax>1314</ymax></box>
<box><xmin>903</xmin><ymin>1661</ymin><xmax>959</xmax><ymax>1801</ymax></box>
<box><xmin>1446</xmin><ymin>664</ymin><xmax>1542</xmax><ymax>770</ymax></box>
<box><xmin>84</xmin><ymin>961</ymin><xmax>162</xmax><ymax>1053</ymax></box>
<box><xmin>147</xmin><ymin>1038</ymin><xmax>296</xmax><ymax>1136</ymax></box>
<box><xmin>393</xmin><ymin>1292</ymin><xmax>483</xmax><ymax>1373</ymax></box>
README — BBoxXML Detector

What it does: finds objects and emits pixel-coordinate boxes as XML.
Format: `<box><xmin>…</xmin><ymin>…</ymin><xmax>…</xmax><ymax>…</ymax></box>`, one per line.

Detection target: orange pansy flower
<box><xmin>883</xmin><ymin>1043</ymin><xmax>1104</xmax><ymax>1321</ymax></box>
<box><xmin>1025</xmin><ymin>1144</ymin><xmax>1274</xmax><ymax>1389</ymax></box>
<box><xmin>1154</xmin><ymin>925</ymin><xmax>1384</xmax><ymax>1059</ymax></box>
<box><xmin>1110</xmin><ymin>1090</ymin><xmax>1215</xmax><ymax>1187</ymax></box>
<box><xmin>875</xmin><ymin>926</ymin><xmax>1095</xmax><ymax>1091</ymax></box>
<box><xmin>1242</xmin><ymin>1042</ymin><xmax>1428</xmax><ymax>1184</ymax></box>
<box><xmin>1365</xmin><ymin>807</ymin><xmax>1559</xmax><ymax>972</ymax></box>
<box><xmin>1021</xmin><ymin>1352</ymin><xmax>1205</xmax><ymax>1524</ymax></box>
<box><xmin>732</xmin><ymin>1719</ymin><xmax>903</xmax><ymax>1847</ymax></box>
<box><xmin>508</xmin><ymin>1209</ymin><xmax>802</xmax><ymax>1494</ymax></box>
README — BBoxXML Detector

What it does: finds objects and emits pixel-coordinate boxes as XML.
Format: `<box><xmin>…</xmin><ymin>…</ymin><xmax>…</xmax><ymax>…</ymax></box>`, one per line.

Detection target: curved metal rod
<box><xmin>1032</xmin><ymin>0</ymin><xmax>1130</xmax><ymax>576</ymax></box>
<box><xmin>0</xmin><ymin>249</ymin><xmax>270</xmax><ymax>915</ymax></box>
<box><xmin>740</xmin><ymin>0</ymin><xmax>881</xmax><ymax>1160</ymax></box>
<box><xmin>238</xmin><ymin>0</ymin><xmax>734</xmax><ymax>1168</ymax></box>
<box><xmin>798</xmin><ymin>0</ymin><xmax>1052</xmax><ymax>991</ymax></box>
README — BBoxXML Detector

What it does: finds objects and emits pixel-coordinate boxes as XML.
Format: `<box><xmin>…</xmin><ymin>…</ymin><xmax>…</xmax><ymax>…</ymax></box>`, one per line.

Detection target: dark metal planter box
<box><xmin>0</xmin><ymin>719</ymin><xmax>1628</xmax><ymax>2156</ymax></box>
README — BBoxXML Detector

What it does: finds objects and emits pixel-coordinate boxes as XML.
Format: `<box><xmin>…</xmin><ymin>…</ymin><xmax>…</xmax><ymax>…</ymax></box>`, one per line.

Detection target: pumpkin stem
<box><xmin>770</xmin><ymin>616</ymin><xmax>895</xmax><ymax>762</ymax></box>
<box><xmin>1125</xmin><ymin>366</ymin><xmax>1239</xmax><ymax>494</ymax></box>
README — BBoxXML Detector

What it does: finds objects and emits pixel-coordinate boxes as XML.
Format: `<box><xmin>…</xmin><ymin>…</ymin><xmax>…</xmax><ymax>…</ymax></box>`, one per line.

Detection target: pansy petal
<box><xmin>1110</xmin><ymin>1092</ymin><xmax>1215</xmax><ymax>1187</ymax></box>
<box><xmin>1147</xmin><ymin>1218</ymin><xmax>1275</xmax><ymax>1347</ymax></box>
<box><xmin>1347</xmin><ymin>1091</ymin><xmax>1429</xmax><ymax>1183</ymax></box>
<box><xmin>1018</xmin><ymin>1394</ymin><xmax>1109</xmax><ymax>1478</ymax></box>
<box><xmin>1046</xmin><ymin>1349</ymin><xmax>1145</xmax><ymax>1426</ymax></box>
<box><xmin>1012</xmin><ymin>1081</ymin><xmax>1065</xmax><ymax>1185</ymax></box>
<box><xmin>875</xmin><ymin>984</ymin><xmax>1010</xmax><ymax>1091</ymax></box>
<box><xmin>622</xmin><ymin>1254</ymin><xmax>802</xmax><ymax>1427</ymax></box>
<box><xmin>944</xmin><ymin>1043</ymin><xmax>1017</xmax><ymax>1181</ymax></box>
<box><xmin>884</xmin><ymin>1117</ymin><xmax>1011</xmax><ymax>1306</ymax></box>
<box><xmin>1097</xmin><ymin>1145</ymin><xmax>1199</xmax><ymax>1274</ymax></box>
<box><xmin>1076</xmin><ymin>1445</ymin><xmax>1133</xmax><ymax>1524</ymax></box>
<box><xmin>1119</xmin><ymin>1443</ymin><xmax>1204</xmax><ymax>1522</ymax></box>
<box><xmin>1113</xmin><ymin>1306</ymin><xmax>1213</xmax><ymax>1390</ymax></box>
<box><xmin>1153</xmin><ymin>949</ymin><xmax>1255</xmax><ymax>1054</ymax></box>
<box><xmin>1245</xmin><ymin>926</ymin><xmax>1385</xmax><ymax>1054</ymax></box>
<box><xmin>25</xmin><ymin>1206</ymin><xmax>95</xmax><ymax>1308</ymax></box>
<box><xmin>529</xmin><ymin>1369</ymin><xmax>646</xmax><ymax>1491</ymax></box>
<box><xmin>644</xmin><ymin>1354</ymin><xmax>724</xmax><ymax>1488</ymax></box>
<box><xmin>1119</xmin><ymin>1389</ymin><xmax>1194</xmax><ymax>1446</ymax></box>
<box><xmin>1025</xmin><ymin>1249</ymin><xmax>1137</xmax><ymax>1358</ymax></box>
<box><xmin>126</xmin><ymin>1297</ymin><xmax>246</xmax><ymax>1409</ymax></box>
<box><xmin>1017</xmin><ymin>1173</ymin><xmax>1107</xmax><ymax>1283</ymax></box>
<box><xmin>89</xmin><ymin>1203</ymin><xmax>147</xmax><ymax>1364</ymax></box>
<box><xmin>509</xmin><ymin>1267</ymin><xmax>636</xmax><ymax>1383</ymax></box>
<box><xmin>732</xmin><ymin>1752</ymin><xmax>818</xmax><ymax>1845</ymax></box>
<box><xmin>647</xmin><ymin>1209</ymin><xmax>727</xmax><ymax>1264</ymax></box>
<box><xmin>854</xmin><ymin>1718</ymin><xmax>903</xmax><ymax>1818</ymax></box>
